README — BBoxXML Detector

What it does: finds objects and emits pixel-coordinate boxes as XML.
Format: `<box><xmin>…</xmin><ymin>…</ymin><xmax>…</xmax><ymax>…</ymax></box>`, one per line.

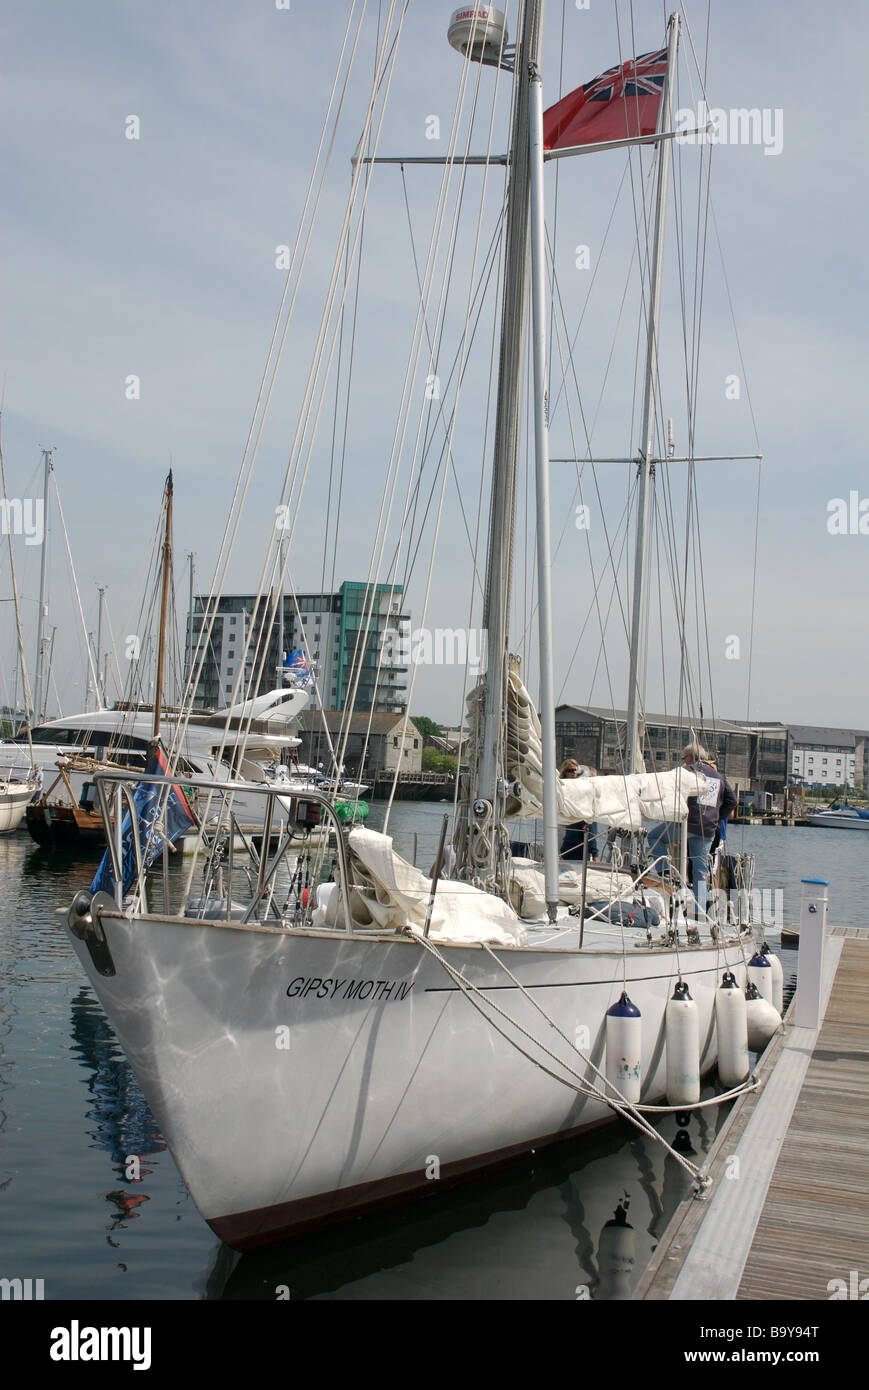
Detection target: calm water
<box><xmin>0</xmin><ymin>811</ymin><xmax>862</xmax><ymax>1301</ymax></box>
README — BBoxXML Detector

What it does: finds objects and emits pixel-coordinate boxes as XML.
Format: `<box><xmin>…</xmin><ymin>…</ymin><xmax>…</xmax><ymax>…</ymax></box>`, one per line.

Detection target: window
<box><xmin>230</xmin><ymin>616</ymin><xmax>236</xmax><ymax>625</ymax></box>
<box><xmin>393</xmin><ymin>736</ymin><xmax>399</xmax><ymax>747</ymax></box>
<box><xmin>413</xmin><ymin>738</ymin><xmax>418</xmax><ymax>749</ymax></box>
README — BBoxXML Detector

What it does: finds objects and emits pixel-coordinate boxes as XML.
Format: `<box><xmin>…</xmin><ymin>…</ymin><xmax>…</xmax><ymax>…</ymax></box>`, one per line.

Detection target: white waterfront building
<box><xmin>788</xmin><ymin>725</ymin><xmax>857</xmax><ymax>789</ymax></box>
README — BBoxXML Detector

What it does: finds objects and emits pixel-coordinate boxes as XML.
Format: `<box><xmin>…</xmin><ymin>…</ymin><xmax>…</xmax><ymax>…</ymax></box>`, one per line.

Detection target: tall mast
<box><xmin>625</xmin><ymin>13</ymin><xmax>680</xmax><ymax>774</ymax></box>
<box><xmin>46</xmin><ymin>625</ymin><xmax>59</xmax><ymax>714</ymax></box>
<box><xmin>33</xmin><ymin>447</ymin><xmax>53</xmax><ymax>723</ymax></box>
<box><xmin>152</xmin><ymin>471</ymin><xmax>173</xmax><ymax>741</ymax></box>
<box><xmin>0</xmin><ymin>416</ymin><xmax>35</xmax><ymax>760</ymax></box>
<box><xmin>527</xmin><ymin>52</ymin><xmax>559</xmax><ymax>919</ymax></box>
<box><xmin>473</xmin><ymin>0</ymin><xmax>544</xmax><ymax>862</ymax></box>
<box><xmin>277</xmin><ymin>532</ymin><xmax>286</xmax><ymax>686</ymax></box>
<box><xmin>95</xmin><ymin>585</ymin><xmax>106</xmax><ymax>709</ymax></box>
<box><xmin>186</xmin><ymin>551</ymin><xmax>195</xmax><ymax>689</ymax></box>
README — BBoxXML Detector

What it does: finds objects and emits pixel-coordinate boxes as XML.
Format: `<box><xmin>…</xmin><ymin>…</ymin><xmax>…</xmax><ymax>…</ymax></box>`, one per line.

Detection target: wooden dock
<box><xmin>634</xmin><ymin>925</ymin><xmax>869</xmax><ymax>1301</ymax></box>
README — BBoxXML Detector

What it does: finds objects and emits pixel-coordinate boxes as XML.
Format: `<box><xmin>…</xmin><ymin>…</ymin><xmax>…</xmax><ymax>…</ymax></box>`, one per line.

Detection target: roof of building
<box><xmin>297</xmin><ymin>710</ymin><xmax>418</xmax><ymax>737</ymax></box>
<box><xmin>788</xmin><ymin>725</ymin><xmax>856</xmax><ymax>749</ymax></box>
<box><xmin>555</xmin><ymin>704</ymin><xmax>750</xmax><ymax>734</ymax></box>
<box><xmin>424</xmin><ymin>735</ymin><xmax>459</xmax><ymax>754</ymax></box>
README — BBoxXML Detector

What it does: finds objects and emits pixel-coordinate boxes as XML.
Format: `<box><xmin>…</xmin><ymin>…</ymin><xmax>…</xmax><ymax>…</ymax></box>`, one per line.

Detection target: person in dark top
<box><xmin>559</xmin><ymin>759</ymin><xmax>599</xmax><ymax>860</ymax></box>
<box><xmin>646</xmin><ymin>742</ymin><xmax>737</xmax><ymax>916</ymax></box>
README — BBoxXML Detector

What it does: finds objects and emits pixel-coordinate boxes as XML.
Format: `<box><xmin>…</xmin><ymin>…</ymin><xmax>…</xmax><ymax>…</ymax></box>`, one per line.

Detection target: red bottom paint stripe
<box><xmin>208</xmin><ymin>1112</ymin><xmax>615</xmax><ymax>1251</ymax></box>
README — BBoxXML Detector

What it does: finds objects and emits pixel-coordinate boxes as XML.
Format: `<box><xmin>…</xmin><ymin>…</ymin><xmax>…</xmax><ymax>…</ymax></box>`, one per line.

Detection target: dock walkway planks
<box><xmin>737</xmin><ymin>929</ymin><xmax>869</xmax><ymax>1299</ymax></box>
<box><xmin>635</xmin><ymin>925</ymin><xmax>869</xmax><ymax>1300</ymax></box>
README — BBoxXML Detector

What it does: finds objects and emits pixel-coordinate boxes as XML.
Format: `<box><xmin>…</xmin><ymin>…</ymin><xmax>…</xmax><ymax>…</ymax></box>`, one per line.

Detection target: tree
<box><xmin>422</xmin><ymin>749</ymin><xmax>456</xmax><ymax>774</ymax></box>
<box><xmin>412</xmin><ymin>715</ymin><xmax>443</xmax><ymax>739</ymax></box>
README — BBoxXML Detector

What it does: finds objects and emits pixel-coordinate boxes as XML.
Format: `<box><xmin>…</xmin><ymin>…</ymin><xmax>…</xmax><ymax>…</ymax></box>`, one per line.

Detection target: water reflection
<box><xmin>209</xmin><ymin>1100</ymin><xmax>730</xmax><ymax>1301</ymax></box>
<box><xmin>69</xmin><ymin>986</ymin><xmax>165</xmax><ymax>1228</ymax></box>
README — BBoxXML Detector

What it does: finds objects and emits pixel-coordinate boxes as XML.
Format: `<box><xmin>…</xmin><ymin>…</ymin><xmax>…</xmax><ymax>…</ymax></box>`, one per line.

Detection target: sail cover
<box><xmin>505</xmin><ymin>671</ymin><xmax>708</xmax><ymax>830</ymax></box>
<box><xmin>543</xmin><ymin>47</ymin><xmax>668</xmax><ymax>151</ymax></box>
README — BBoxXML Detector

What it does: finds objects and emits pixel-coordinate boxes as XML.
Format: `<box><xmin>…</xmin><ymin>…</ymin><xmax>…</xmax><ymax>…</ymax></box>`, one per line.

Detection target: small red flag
<box><xmin>543</xmin><ymin>47</ymin><xmax>668</xmax><ymax>151</ymax></box>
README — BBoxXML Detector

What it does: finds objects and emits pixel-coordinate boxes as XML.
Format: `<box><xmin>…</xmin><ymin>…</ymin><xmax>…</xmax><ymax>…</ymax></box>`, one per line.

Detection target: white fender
<box><xmin>606</xmin><ymin>991</ymin><xmax>642</xmax><ymax>1104</ymax></box>
<box><xmin>745</xmin><ymin>982</ymin><xmax>782</xmax><ymax>1051</ymax></box>
<box><xmin>716</xmin><ymin>971</ymin><xmax>749</xmax><ymax>1088</ymax></box>
<box><xmin>761</xmin><ymin>943</ymin><xmax>784</xmax><ymax>1013</ymax></box>
<box><xmin>666</xmin><ymin>981</ymin><xmax>700</xmax><ymax>1106</ymax></box>
<box><xmin>747</xmin><ymin>950</ymin><xmax>774</xmax><ymax>1004</ymax></box>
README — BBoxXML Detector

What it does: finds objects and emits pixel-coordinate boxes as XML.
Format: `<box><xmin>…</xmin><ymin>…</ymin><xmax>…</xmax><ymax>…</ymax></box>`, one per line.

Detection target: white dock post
<box><xmin>794</xmin><ymin>877</ymin><xmax>829</xmax><ymax>1030</ymax></box>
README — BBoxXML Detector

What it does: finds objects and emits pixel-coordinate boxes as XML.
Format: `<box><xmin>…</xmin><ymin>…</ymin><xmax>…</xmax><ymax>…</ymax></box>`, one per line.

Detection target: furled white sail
<box><xmin>336</xmin><ymin>827</ymin><xmax>527</xmax><ymax>945</ymax></box>
<box><xmin>505</xmin><ymin>670</ymin><xmax>708</xmax><ymax>828</ymax></box>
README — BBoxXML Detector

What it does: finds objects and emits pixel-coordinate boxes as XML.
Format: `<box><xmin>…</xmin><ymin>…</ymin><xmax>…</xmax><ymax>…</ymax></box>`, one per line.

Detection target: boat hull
<box><xmin>26</xmin><ymin>800</ymin><xmax>104</xmax><ymax>850</ymax></box>
<box><xmin>65</xmin><ymin>912</ymin><xmax>746</xmax><ymax>1250</ymax></box>
<box><xmin>0</xmin><ymin>785</ymin><xmax>34</xmax><ymax>834</ymax></box>
<box><xmin>805</xmin><ymin>813</ymin><xmax>869</xmax><ymax>830</ymax></box>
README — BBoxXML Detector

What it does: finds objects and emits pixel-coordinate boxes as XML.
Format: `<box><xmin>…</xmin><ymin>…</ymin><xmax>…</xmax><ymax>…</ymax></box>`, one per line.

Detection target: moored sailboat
<box><xmin>64</xmin><ymin>4</ymin><xmax>772</xmax><ymax>1251</ymax></box>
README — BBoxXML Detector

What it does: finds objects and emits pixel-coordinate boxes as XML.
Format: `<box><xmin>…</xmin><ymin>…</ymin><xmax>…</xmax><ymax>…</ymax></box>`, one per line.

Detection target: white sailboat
<box><xmin>64</xmin><ymin>5</ymin><xmax>771</xmax><ymax>1251</ymax></box>
<box><xmin>0</xmin><ymin>772</ymin><xmax>35</xmax><ymax>833</ymax></box>
<box><xmin>0</xmin><ymin>426</ymin><xmax>41</xmax><ymax>828</ymax></box>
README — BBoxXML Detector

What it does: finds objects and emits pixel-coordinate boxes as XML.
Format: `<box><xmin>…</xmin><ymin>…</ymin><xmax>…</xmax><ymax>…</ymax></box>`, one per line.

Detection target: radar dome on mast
<box><xmin>447</xmin><ymin>6</ymin><xmax>508</xmax><ymax>65</ymax></box>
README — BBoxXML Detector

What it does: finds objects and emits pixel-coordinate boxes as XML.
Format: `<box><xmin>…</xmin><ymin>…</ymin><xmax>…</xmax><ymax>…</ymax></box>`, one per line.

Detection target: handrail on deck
<box><xmin>89</xmin><ymin>768</ymin><xmax>356</xmax><ymax>933</ymax></box>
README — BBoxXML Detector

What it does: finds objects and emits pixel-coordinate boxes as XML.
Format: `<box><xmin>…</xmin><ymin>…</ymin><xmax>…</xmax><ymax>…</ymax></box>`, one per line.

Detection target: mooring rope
<box><xmin>410</xmin><ymin>930</ymin><xmax>711</xmax><ymax>1186</ymax></box>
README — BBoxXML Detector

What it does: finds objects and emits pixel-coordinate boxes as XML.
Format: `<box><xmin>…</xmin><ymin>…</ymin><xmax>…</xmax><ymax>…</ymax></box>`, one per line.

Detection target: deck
<box><xmin>634</xmin><ymin>925</ymin><xmax>869</xmax><ymax>1301</ymax></box>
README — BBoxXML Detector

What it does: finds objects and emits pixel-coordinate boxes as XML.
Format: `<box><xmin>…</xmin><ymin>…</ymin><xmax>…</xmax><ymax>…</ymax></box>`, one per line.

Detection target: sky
<box><xmin>2</xmin><ymin>0</ymin><xmax>867</xmax><ymax>733</ymax></box>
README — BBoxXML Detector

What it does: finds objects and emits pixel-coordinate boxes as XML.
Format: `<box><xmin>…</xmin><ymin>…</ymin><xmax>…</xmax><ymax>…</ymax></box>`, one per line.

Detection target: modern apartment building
<box><xmin>187</xmin><ymin>581</ymin><xmax>411</xmax><ymax>714</ymax></box>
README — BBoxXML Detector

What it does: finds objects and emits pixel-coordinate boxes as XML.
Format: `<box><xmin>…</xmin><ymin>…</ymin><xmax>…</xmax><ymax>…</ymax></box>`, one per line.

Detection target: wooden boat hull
<box><xmin>26</xmin><ymin>801</ymin><xmax>105</xmax><ymax>851</ymax></box>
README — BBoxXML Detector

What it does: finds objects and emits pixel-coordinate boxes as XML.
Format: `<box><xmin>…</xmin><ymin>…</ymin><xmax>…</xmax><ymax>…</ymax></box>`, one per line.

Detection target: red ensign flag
<box><xmin>543</xmin><ymin>47</ymin><xmax>668</xmax><ymax>151</ymax></box>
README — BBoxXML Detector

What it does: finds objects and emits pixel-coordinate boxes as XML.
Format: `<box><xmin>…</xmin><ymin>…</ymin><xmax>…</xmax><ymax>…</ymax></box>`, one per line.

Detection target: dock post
<box><xmin>794</xmin><ymin>877</ymin><xmax>829</xmax><ymax>1029</ymax></box>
